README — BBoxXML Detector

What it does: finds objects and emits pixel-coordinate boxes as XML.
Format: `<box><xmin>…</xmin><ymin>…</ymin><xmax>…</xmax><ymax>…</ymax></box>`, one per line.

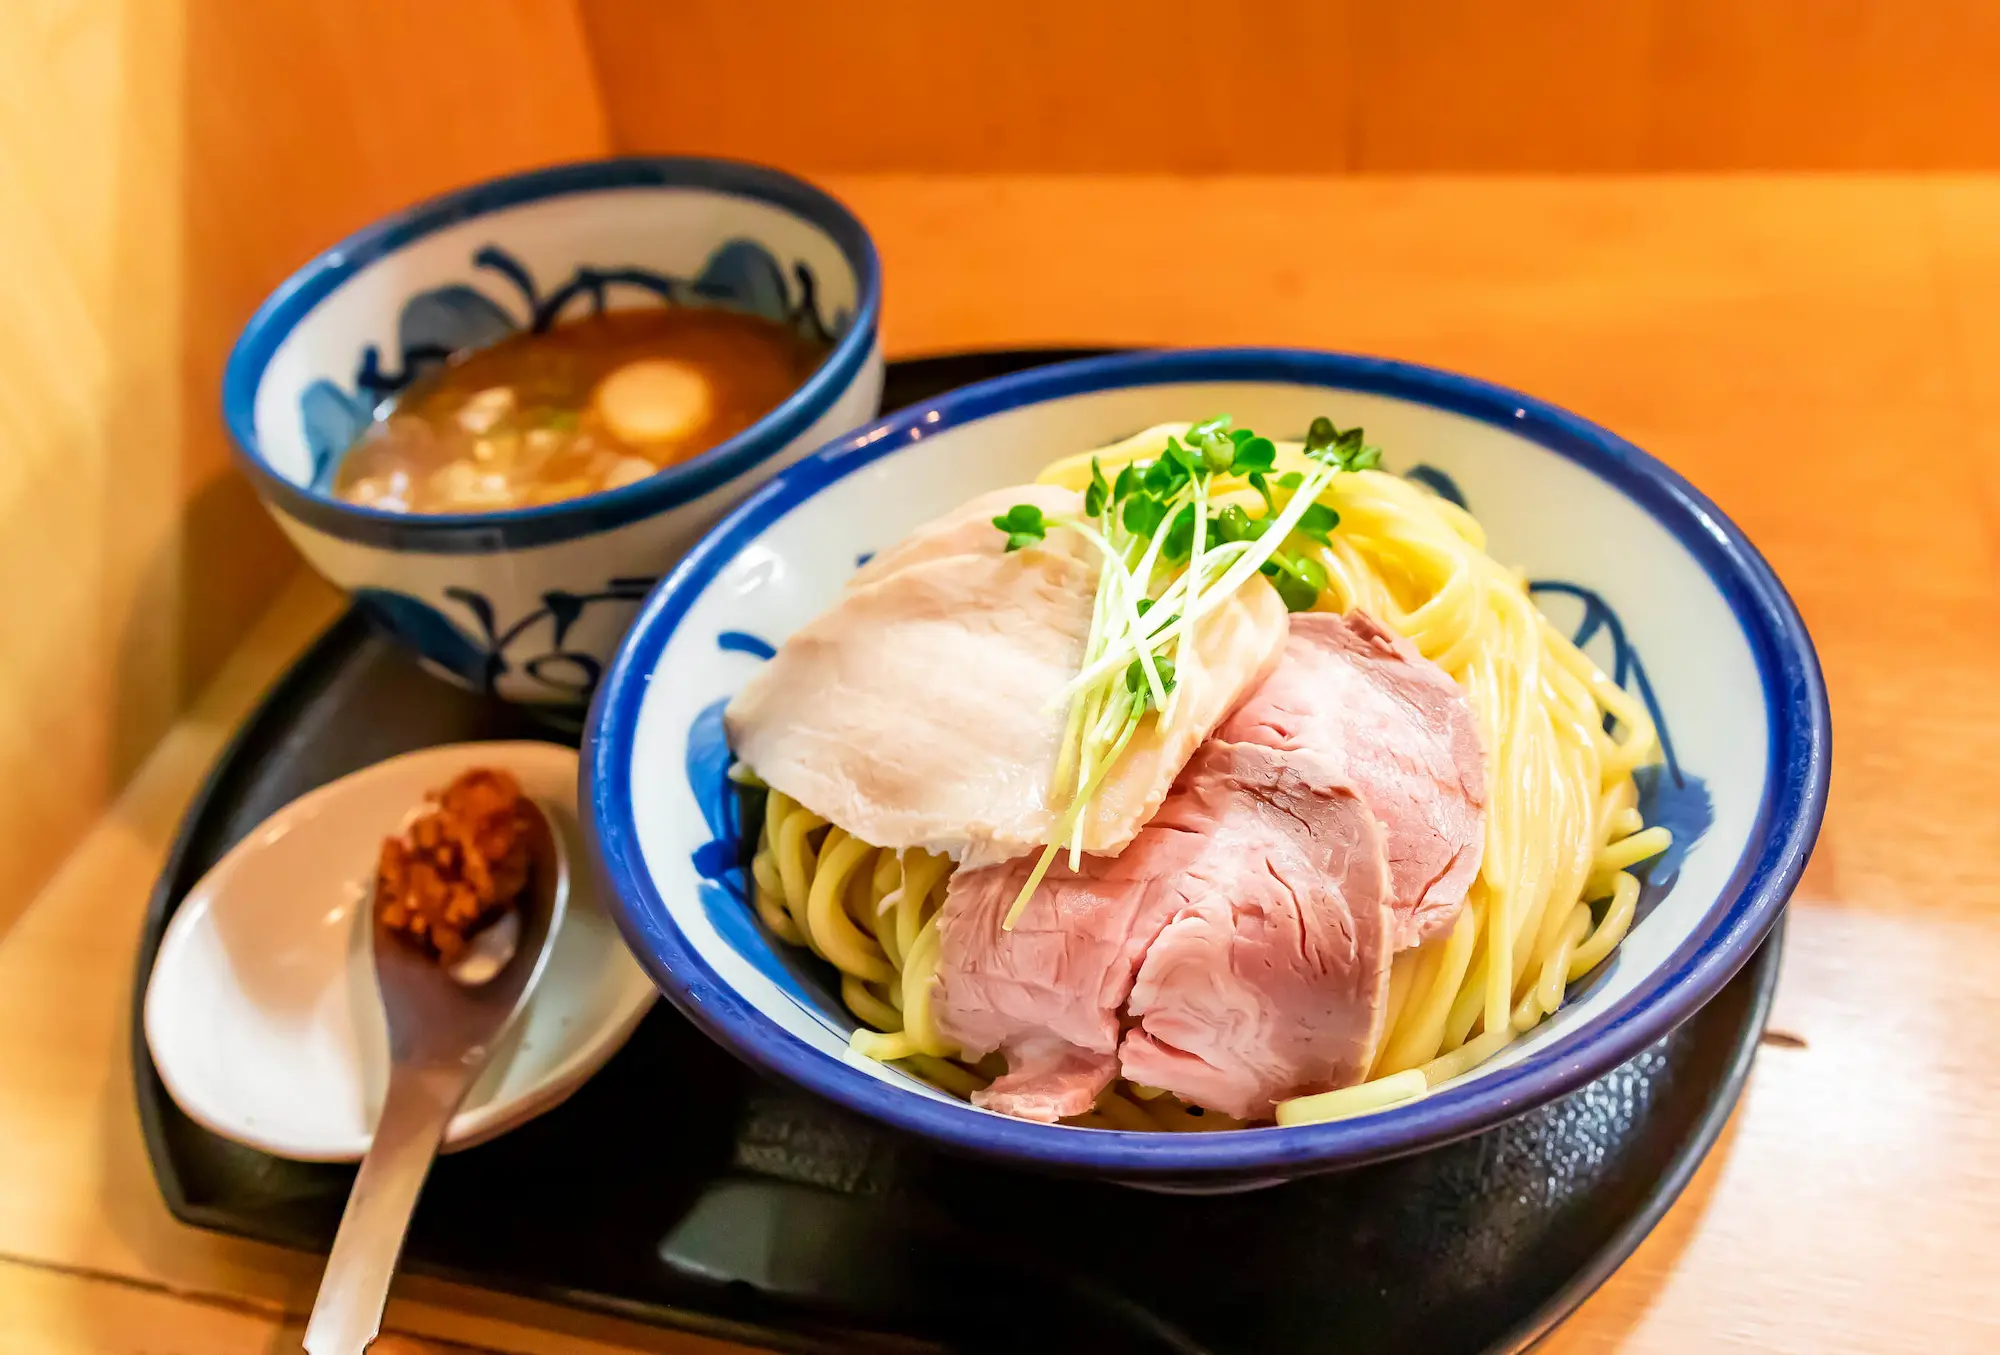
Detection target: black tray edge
<box><xmin>124</xmin><ymin>342</ymin><xmax>1790</xmax><ymax>1354</ymax></box>
<box><xmin>1507</xmin><ymin>915</ymin><xmax>1783</xmax><ymax>1353</ymax></box>
<box><xmin>127</xmin><ymin>603</ymin><xmax>1787</xmax><ymax>1354</ymax></box>
<box><xmin>130</xmin><ymin>609</ymin><xmax>377</xmax><ymax>1226</ymax></box>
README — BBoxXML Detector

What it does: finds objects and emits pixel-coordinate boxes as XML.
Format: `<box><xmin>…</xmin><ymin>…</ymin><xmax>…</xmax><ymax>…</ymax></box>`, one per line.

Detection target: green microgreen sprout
<box><xmin>1296</xmin><ymin>502</ymin><xmax>1340</xmax><ymax>545</ymax></box>
<box><xmin>991</xmin><ymin>503</ymin><xmax>1048</xmax><ymax>553</ymax></box>
<box><xmin>1121</xmin><ymin>493</ymin><xmax>1168</xmax><ymax>537</ymax></box>
<box><xmin>1084</xmin><ymin>456</ymin><xmax>1110</xmax><ymax>518</ymax></box>
<box><xmin>1231</xmin><ymin>436</ymin><xmax>1277</xmax><ymax>474</ymax></box>
<box><xmin>1247</xmin><ymin>470</ymin><xmax>1275</xmax><ymax>515</ymax></box>
<box><xmin>1126</xmin><ymin>655</ymin><xmax>1178</xmax><ymax>713</ymax></box>
<box><xmin>1162</xmin><ymin>502</ymin><xmax>1201</xmax><ymax>563</ymax></box>
<box><xmin>1304</xmin><ymin>415</ymin><xmax>1384</xmax><ymax>472</ymax></box>
<box><xmin>992</xmin><ymin>414</ymin><xmax>1383</xmax><ymax>928</ymax></box>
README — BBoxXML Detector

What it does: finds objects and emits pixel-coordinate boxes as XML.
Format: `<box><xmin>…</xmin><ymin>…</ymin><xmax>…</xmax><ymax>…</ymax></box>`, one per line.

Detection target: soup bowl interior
<box><xmin>586</xmin><ymin>350</ymin><xmax>1827</xmax><ymax>1185</ymax></box>
<box><xmin>225</xmin><ymin>157</ymin><xmax>882</xmax><ymax>709</ymax></box>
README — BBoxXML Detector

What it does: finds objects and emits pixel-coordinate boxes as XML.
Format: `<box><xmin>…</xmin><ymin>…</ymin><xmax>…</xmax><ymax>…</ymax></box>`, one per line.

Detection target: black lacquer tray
<box><xmin>134</xmin><ymin>350</ymin><xmax>1780</xmax><ymax>1355</ymax></box>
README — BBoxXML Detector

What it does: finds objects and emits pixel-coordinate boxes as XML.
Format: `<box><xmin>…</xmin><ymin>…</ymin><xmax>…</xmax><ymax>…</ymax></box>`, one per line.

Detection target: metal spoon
<box><xmin>302</xmin><ymin>799</ymin><xmax>569</xmax><ymax>1355</ymax></box>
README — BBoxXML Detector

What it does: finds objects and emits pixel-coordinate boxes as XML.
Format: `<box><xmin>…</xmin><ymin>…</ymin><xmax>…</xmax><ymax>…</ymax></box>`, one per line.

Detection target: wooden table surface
<box><xmin>3</xmin><ymin>175</ymin><xmax>1996</xmax><ymax>1354</ymax></box>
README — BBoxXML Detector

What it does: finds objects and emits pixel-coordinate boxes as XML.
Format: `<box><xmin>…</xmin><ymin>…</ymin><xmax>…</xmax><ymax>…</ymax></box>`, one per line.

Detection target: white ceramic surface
<box><xmin>144</xmin><ymin>742</ymin><xmax>655</xmax><ymax>1162</ymax></box>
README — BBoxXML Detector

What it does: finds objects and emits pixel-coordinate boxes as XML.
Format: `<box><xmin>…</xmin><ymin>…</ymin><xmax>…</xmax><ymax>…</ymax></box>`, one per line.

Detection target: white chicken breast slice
<box><xmin>848</xmin><ymin>484</ymin><xmax>1089</xmax><ymax>591</ymax></box>
<box><xmin>726</xmin><ymin>489</ymin><xmax>1291</xmax><ymax>864</ymax></box>
<box><xmin>1072</xmin><ymin>573</ymin><xmax>1288</xmax><ymax>856</ymax></box>
<box><xmin>726</xmin><ymin>547</ymin><xmax>1095</xmax><ymax>866</ymax></box>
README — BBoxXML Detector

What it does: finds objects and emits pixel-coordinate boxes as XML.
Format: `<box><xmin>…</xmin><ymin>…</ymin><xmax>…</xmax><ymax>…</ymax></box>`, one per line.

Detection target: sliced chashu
<box><xmin>851</xmin><ymin>482</ymin><xmax>1291</xmax><ymax>856</ymax></box>
<box><xmin>729</xmin><ymin>491</ymin><xmax>1291</xmax><ymax>863</ymax></box>
<box><xmin>933</xmin><ymin>739</ymin><xmax>1395</xmax><ymax>1124</ymax></box>
<box><xmin>848</xmin><ymin>484</ymin><xmax>1089</xmax><ymax>592</ymax></box>
<box><xmin>930</xmin><ymin>819</ymin><xmax>1211</xmax><ymax>1120</ymax></box>
<box><xmin>1217</xmin><ymin>611</ymin><xmax>1486</xmax><ymax>948</ymax></box>
<box><xmin>1117</xmin><ymin>741</ymin><xmax>1395</xmax><ymax>1120</ymax></box>
<box><xmin>1069</xmin><ymin>574</ymin><xmax>1288</xmax><ymax>855</ymax></box>
<box><xmin>725</xmin><ymin>547</ymin><xmax>1094</xmax><ymax>866</ymax></box>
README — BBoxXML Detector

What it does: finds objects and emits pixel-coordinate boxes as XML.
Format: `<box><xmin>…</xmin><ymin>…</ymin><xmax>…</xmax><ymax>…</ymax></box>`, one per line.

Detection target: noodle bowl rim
<box><xmin>583</xmin><ymin>347</ymin><xmax>1831</xmax><ymax>1180</ymax></box>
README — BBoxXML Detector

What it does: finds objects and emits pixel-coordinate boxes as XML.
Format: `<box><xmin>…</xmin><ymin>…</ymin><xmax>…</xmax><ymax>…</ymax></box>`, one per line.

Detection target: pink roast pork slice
<box><xmin>930</xmin><ymin>608</ymin><xmax>1480</xmax><ymax>1123</ymax></box>
<box><xmin>933</xmin><ymin>742</ymin><xmax>1395</xmax><ymax>1123</ymax></box>
<box><xmin>1217</xmin><ymin>610</ymin><xmax>1486</xmax><ymax>948</ymax></box>
<box><xmin>1115</xmin><ymin>741</ymin><xmax>1395</xmax><ymax>1120</ymax></box>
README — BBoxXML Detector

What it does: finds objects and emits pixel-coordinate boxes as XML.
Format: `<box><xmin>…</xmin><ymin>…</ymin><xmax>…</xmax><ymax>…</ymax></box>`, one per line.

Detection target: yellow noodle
<box><xmin>1421</xmin><ymin>1023</ymin><xmax>1518</xmax><ymax>1087</ymax></box>
<box><xmin>1376</xmin><ymin>898</ymin><xmax>1481</xmax><ymax>1075</ymax></box>
<box><xmin>851</xmin><ymin>1028</ymin><xmax>917</xmax><ymax>1060</ymax></box>
<box><xmin>842</xmin><ymin>974</ymin><xmax>902</xmax><ymax>1033</ymax></box>
<box><xmin>896</xmin><ymin>1053</ymin><xmax>989</xmax><ymax>1098</ymax></box>
<box><xmin>864</xmin><ymin>850</ymin><xmax>905</xmax><ymax>968</ymax></box>
<box><xmin>871</xmin><ymin>849</ymin><xmax>902</xmax><ymax>902</ymax></box>
<box><xmin>1532</xmin><ymin>905</ymin><xmax>1593</xmax><ymax>1019</ymax></box>
<box><xmin>897</xmin><ymin>849</ymin><xmax>949</xmax><ymax>960</ymax></box>
<box><xmin>806</xmin><ymin>831</ymin><xmax>895</xmax><ymax>984</ymax></box>
<box><xmin>751</xmin><ymin>829</ymin><xmax>806</xmax><ymax>945</ymax></box>
<box><xmin>1570</xmin><ymin>870</ymin><xmax>1641</xmax><ymax>978</ymax></box>
<box><xmin>741</xmin><ymin>428</ymin><xmax>1670</xmax><ymax>1130</ymax></box>
<box><xmin>1521</xmin><ymin>718</ymin><xmax>1596</xmax><ymax>993</ymax></box>
<box><xmin>1370</xmin><ymin>948</ymin><xmax>1424</xmax><ymax>1076</ymax></box>
<box><xmin>750</xmin><ymin>845</ymin><xmax>784</xmax><ymax>900</ymax></box>
<box><xmin>771</xmin><ymin>792</ymin><xmax>827</xmax><ymax>948</ymax></box>
<box><xmin>1441</xmin><ymin>940</ymin><xmax>1491</xmax><ymax>1053</ymax></box>
<box><xmin>1093</xmin><ymin>1090</ymin><xmax>1158</xmax><ymax>1132</ymax></box>
<box><xmin>1594</xmin><ymin>825</ymin><xmax>1673</xmax><ymax>875</ymax></box>
<box><xmin>753</xmin><ymin>886</ymin><xmax>802</xmax><ymax>945</ymax></box>
<box><xmin>1275</xmin><ymin>1070</ymin><xmax>1428</xmax><ymax>1126</ymax></box>
<box><xmin>898</xmin><ymin>917</ymin><xmax>953</xmax><ymax>1057</ymax></box>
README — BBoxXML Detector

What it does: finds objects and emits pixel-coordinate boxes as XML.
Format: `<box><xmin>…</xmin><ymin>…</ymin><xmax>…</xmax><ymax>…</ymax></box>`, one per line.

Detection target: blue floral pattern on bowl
<box><xmin>1393</xmin><ymin>464</ymin><xmax>1714</xmax><ymax>898</ymax></box>
<box><xmin>351</xmin><ymin>575</ymin><xmax>657</xmax><ymax>703</ymax></box>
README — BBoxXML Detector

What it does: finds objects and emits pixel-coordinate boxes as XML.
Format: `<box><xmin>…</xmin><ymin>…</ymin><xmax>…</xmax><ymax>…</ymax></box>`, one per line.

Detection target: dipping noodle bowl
<box><xmin>221</xmin><ymin>157</ymin><xmax>883</xmax><ymax>708</ymax></box>
<box><xmin>334</xmin><ymin>308</ymin><xmax>831</xmax><ymax>513</ymax></box>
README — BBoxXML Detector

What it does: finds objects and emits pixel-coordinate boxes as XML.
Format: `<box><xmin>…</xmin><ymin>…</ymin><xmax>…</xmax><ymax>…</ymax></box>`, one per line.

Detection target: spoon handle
<box><xmin>302</xmin><ymin>1063</ymin><xmax>471</xmax><ymax>1355</ymax></box>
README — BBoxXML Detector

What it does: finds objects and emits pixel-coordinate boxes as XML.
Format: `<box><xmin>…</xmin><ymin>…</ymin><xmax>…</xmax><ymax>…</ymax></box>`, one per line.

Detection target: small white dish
<box><xmin>144</xmin><ymin>741</ymin><xmax>654</xmax><ymax>1161</ymax></box>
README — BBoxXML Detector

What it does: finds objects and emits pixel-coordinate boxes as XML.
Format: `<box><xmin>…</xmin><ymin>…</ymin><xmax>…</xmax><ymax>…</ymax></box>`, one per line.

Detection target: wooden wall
<box><xmin>584</xmin><ymin>0</ymin><xmax>2000</xmax><ymax>171</ymax></box>
<box><xmin>6</xmin><ymin>0</ymin><xmax>1995</xmax><ymax>927</ymax></box>
<box><xmin>0</xmin><ymin>0</ymin><xmax>605</xmax><ymax>932</ymax></box>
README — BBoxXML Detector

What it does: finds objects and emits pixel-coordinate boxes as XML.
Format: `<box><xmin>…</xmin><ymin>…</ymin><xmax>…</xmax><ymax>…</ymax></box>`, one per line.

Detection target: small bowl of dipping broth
<box><xmin>224</xmin><ymin>157</ymin><xmax>882</xmax><ymax>710</ymax></box>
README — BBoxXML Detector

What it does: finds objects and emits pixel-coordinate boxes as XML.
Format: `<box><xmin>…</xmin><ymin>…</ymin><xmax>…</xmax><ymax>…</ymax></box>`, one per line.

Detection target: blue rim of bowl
<box><xmin>221</xmin><ymin>156</ymin><xmax>882</xmax><ymax>556</ymax></box>
<box><xmin>583</xmin><ymin>347</ymin><xmax>1832</xmax><ymax>1179</ymax></box>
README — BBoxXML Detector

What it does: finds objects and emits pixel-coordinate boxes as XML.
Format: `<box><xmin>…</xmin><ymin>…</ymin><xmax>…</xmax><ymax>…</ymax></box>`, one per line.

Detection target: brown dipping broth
<box><xmin>333</xmin><ymin>307</ymin><xmax>828</xmax><ymax>514</ymax></box>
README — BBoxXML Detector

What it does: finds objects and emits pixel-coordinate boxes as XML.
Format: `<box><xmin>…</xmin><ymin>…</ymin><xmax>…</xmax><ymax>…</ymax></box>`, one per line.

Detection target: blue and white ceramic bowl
<box><xmin>224</xmin><ymin>158</ymin><xmax>883</xmax><ymax>708</ymax></box>
<box><xmin>584</xmin><ymin>349</ymin><xmax>1830</xmax><ymax>1187</ymax></box>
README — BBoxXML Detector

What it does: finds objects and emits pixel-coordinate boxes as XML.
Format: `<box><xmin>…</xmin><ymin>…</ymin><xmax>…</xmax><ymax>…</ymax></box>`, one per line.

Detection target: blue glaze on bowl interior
<box><xmin>224</xmin><ymin>156</ymin><xmax>884</xmax><ymax>706</ymax></box>
<box><xmin>584</xmin><ymin>348</ymin><xmax>1830</xmax><ymax>1185</ymax></box>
